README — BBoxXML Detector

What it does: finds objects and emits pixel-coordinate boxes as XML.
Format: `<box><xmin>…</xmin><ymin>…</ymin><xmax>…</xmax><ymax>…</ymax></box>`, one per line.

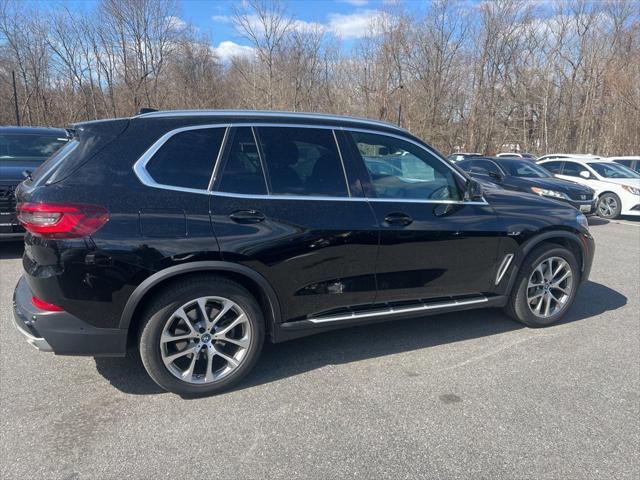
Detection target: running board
<box><xmin>281</xmin><ymin>296</ymin><xmax>490</xmax><ymax>330</ymax></box>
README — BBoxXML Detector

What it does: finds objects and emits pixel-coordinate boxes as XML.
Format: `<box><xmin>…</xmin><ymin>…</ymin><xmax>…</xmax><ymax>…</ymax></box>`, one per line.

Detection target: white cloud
<box><xmin>212</xmin><ymin>40</ymin><xmax>255</xmax><ymax>61</ymax></box>
<box><xmin>328</xmin><ymin>10</ymin><xmax>389</xmax><ymax>39</ymax></box>
<box><xmin>339</xmin><ymin>0</ymin><xmax>369</xmax><ymax>6</ymax></box>
<box><xmin>212</xmin><ymin>15</ymin><xmax>233</xmax><ymax>23</ymax></box>
<box><xmin>167</xmin><ymin>16</ymin><xmax>187</xmax><ymax>31</ymax></box>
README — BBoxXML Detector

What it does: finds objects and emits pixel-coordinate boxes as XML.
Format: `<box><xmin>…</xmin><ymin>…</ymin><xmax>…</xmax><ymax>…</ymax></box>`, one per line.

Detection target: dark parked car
<box><xmin>0</xmin><ymin>127</ymin><xmax>69</xmax><ymax>239</ymax></box>
<box><xmin>447</xmin><ymin>152</ymin><xmax>481</xmax><ymax>163</ymax></box>
<box><xmin>13</xmin><ymin>110</ymin><xmax>594</xmax><ymax>396</ymax></box>
<box><xmin>457</xmin><ymin>157</ymin><xmax>597</xmax><ymax>214</ymax></box>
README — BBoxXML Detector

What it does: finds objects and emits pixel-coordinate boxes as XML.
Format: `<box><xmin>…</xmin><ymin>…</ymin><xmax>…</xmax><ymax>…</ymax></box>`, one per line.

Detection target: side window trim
<box><xmin>133</xmin><ymin>124</ymin><xmax>229</xmax><ymax>195</ymax></box>
<box><xmin>132</xmin><ymin>122</ymin><xmax>484</xmax><ymax>205</ymax></box>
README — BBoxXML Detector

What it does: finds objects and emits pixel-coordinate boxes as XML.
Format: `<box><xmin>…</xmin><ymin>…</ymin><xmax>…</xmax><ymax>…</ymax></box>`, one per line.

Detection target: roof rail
<box><xmin>134</xmin><ymin>109</ymin><xmax>401</xmax><ymax>130</ymax></box>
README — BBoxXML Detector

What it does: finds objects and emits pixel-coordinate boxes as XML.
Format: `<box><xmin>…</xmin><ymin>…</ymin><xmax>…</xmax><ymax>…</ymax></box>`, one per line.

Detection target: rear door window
<box><xmin>561</xmin><ymin>161</ymin><xmax>583</xmax><ymax>177</ymax></box>
<box><xmin>255</xmin><ymin>127</ymin><xmax>348</xmax><ymax>197</ymax></box>
<box><xmin>216</xmin><ymin>127</ymin><xmax>267</xmax><ymax>195</ymax></box>
<box><xmin>146</xmin><ymin>128</ymin><xmax>225</xmax><ymax>190</ymax></box>
<box><xmin>541</xmin><ymin>161</ymin><xmax>564</xmax><ymax>174</ymax></box>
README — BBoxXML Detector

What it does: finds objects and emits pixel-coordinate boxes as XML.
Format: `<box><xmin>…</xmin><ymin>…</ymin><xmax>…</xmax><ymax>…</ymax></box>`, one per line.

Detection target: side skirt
<box><xmin>272</xmin><ymin>294</ymin><xmax>508</xmax><ymax>343</ymax></box>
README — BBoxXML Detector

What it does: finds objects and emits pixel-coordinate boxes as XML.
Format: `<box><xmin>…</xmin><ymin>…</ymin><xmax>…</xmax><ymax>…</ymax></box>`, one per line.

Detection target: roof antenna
<box><xmin>138</xmin><ymin>107</ymin><xmax>157</xmax><ymax>115</ymax></box>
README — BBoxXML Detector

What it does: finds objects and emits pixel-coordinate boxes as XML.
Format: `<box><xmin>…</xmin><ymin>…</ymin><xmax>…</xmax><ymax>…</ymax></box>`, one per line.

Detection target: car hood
<box><xmin>597</xmin><ymin>178</ymin><xmax>640</xmax><ymax>188</ymax></box>
<box><xmin>0</xmin><ymin>160</ymin><xmax>44</xmax><ymax>183</ymax></box>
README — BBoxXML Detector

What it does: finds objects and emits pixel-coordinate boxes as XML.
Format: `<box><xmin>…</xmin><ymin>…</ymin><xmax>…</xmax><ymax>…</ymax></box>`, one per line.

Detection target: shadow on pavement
<box><xmin>93</xmin><ymin>280</ymin><xmax>626</xmax><ymax>396</ymax></box>
<box><xmin>0</xmin><ymin>241</ymin><xmax>23</xmax><ymax>259</ymax></box>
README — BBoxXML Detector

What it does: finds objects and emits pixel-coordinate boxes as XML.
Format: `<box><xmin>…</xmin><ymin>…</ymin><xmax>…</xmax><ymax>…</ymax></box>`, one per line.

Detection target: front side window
<box><xmin>217</xmin><ymin>127</ymin><xmax>267</xmax><ymax>195</ymax></box>
<box><xmin>588</xmin><ymin>162</ymin><xmax>640</xmax><ymax>179</ymax></box>
<box><xmin>351</xmin><ymin>131</ymin><xmax>461</xmax><ymax>201</ymax></box>
<box><xmin>146</xmin><ymin>128</ymin><xmax>225</xmax><ymax>190</ymax></box>
<box><xmin>256</xmin><ymin>127</ymin><xmax>348</xmax><ymax>197</ymax></box>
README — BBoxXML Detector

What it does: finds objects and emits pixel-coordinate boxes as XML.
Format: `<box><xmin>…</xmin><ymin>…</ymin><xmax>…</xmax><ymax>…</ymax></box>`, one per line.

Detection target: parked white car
<box><xmin>496</xmin><ymin>152</ymin><xmax>537</xmax><ymax>160</ymax></box>
<box><xmin>537</xmin><ymin>157</ymin><xmax>640</xmax><ymax>219</ymax></box>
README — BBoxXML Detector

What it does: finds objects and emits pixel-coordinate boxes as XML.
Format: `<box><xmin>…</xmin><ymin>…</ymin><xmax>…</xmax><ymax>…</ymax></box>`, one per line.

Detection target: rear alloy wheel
<box><xmin>504</xmin><ymin>244</ymin><xmax>580</xmax><ymax>327</ymax></box>
<box><xmin>139</xmin><ymin>276</ymin><xmax>264</xmax><ymax>396</ymax></box>
<box><xmin>597</xmin><ymin>193</ymin><xmax>621</xmax><ymax>219</ymax></box>
<box><xmin>160</xmin><ymin>297</ymin><xmax>252</xmax><ymax>384</ymax></box>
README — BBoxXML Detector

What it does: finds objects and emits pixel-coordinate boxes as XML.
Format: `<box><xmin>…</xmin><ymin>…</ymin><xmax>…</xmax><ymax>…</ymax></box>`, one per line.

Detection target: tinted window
<box><xmin>561</xmin><ymin>161</ymin><xmax>584</xmax><ymax>177</ymax></box>
<box><xmin>541</xmin><ymin>161</ymin><xmax>563</xmax><ymax>174</ymax></box>
<box><xmin>352</xmin><ymin>132</ymin><xmax>461</xmax><ymax>201</ymax></box>
<box><xmin>0</xmin><ymin>134</ymin><xmax>67</xmax><ymax>161</ymax></box>
<box><xmin>217</xmin><ymin>128</ymin><xmax>267</xmax><ymax>194</ymax></box>
<box><xmin>588</xmin><ymin>162</ymin><xmax>640</xmax><ymax>179</ymax></box>
<box><xmin>499</xmin><ymin>160</ymin><xmax>551</xmax><ymax>178</ymax></box>
<box><xmin>256</xmin><ymin>127</ymin><xmax>348</xmax><ymax>197</ymax></box>
<box><xmin>146</xmin><ymin>128</ymin><xmax>224</xmax><ymax>190</ymax></box>
<box><xmin>614</xmin><ymin>160</ymin><xmax>633</xmax><ymax>168</ymax></box>
<box><xmin>470</xmin><ymin>160</ymin><xmax>502</xmax><ymax>176</ymax></box>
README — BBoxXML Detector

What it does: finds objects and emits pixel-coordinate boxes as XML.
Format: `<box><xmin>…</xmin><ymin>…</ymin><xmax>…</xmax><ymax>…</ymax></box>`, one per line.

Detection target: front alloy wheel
<box><xmin>526</xmin><ymin>257</ymin><xmax>573</xmax><ymax>318</ymax></box>
<box><xmin>597</xmin><ymin>193</ymin><xmax>621</xmax><ymax>219</ymax></box>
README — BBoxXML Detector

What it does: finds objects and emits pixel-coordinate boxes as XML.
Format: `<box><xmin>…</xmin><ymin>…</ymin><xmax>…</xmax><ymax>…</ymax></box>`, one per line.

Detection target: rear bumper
<box><xmin>12</xmin><ymin>276</ymin><xmax>127</xmax><ymax>356</ymax></box>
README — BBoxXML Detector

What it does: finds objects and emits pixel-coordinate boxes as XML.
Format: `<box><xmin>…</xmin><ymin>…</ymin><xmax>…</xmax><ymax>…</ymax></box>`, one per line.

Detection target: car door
<box><xmin>344</xmin><ymin>129</ymin><xmax>502</xmax><ymax>303</ymax></box>
<box><xmin>556</xmin><ymin>160</ymin><xmax>604</xmax><ymax>193</ymax></box>
<box><xmin>209</xmin><ymin>125</ymin><xmax>379</xmax><ymax>322</ymax></box>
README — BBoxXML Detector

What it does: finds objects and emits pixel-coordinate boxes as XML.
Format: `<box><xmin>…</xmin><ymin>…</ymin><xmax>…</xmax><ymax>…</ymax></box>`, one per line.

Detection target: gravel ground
<box><xmin>1</xmin><ymin>217</ymin><xmax>639</xmax><ymax>480</ymax></box>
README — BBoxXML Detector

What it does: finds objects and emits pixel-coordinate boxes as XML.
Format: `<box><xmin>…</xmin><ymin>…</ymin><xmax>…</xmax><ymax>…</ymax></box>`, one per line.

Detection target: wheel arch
<box><xmin>504</xmin><ymin>230</ymin><xmax>588</xmax><ymax>295</ymax></box>
<box><xmin>120</xmin><ymin>261</ymin><xmax>281</xmax><ymax>343</ymax></box>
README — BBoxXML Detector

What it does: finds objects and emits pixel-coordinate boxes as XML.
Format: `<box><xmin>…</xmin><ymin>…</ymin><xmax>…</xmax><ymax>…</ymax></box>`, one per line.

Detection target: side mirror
<box><xmin>579</xmin><ymin>170</ymin><xmax>590</xmax><ymax>179</ymax></box>
<box><xmin>488</xmin><ymin>171</ymin><xmax>504</xmax><ymax>182</ymax></box>
<box><xmin>465</xmin><ymin>179</ymin><xmax>484</xmax><ymax>202</ymax></box>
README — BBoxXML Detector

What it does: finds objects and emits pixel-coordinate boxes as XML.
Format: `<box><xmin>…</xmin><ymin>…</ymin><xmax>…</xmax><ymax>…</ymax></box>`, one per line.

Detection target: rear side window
<box><xmin>146</xmin><ymin>128</ymin><xmax>225</xmax><ymax>190</ymax></box>
<box><xmin>217</xmin><ymin>127</ymin><xmax>267</xmax><ymax>195</ymax></box>
<box><xmin>471</xmin><ymin>160</ymin><xmax>502</xmax><ymax>176</ymax></box>
<box><xmin>256</xmin><ymin>127</ymin><xmax>348</xmax><ymax>197</ymax></box>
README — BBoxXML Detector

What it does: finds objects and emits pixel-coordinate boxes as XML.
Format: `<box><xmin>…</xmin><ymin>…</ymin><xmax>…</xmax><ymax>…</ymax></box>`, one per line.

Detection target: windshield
<box><xmin>588</xmin><ymin>162</ymin><xmax>640</xmax><ymax>179</ymax></box>
<box><xmin>0</xmin><ymin>134</ymin><xmax>68</xmax><ymax>162</ymax></box>
<box><xmin>499</xmin><ymin>159</ymin><xmax>552</xmax><ymax>178</ymax></box>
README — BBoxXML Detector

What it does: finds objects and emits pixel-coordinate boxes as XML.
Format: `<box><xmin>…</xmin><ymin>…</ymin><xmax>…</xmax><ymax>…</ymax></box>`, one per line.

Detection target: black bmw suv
<box><xmin>13</xmin><ymin>110</ymin><xmax>594</xmax><ymax>396</ymax></box>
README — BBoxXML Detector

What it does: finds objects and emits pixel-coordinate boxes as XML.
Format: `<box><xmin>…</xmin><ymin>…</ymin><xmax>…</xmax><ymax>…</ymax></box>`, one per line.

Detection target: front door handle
<box><xmin>229</xmin><ymin>210</ymin><xmax>266</xmax><ymax>224</ymax></box>
<box><xmin>383</xmin><ymin>212</ymin><xmax>413</xmax><ymax>226</ymax></box>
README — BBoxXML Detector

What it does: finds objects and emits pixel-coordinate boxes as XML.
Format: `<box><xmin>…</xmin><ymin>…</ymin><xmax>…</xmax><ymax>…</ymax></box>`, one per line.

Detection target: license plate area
<box><xmin>580</xmin><ymin>204</ymin><xmax>591</xmax><ymax>213</ymax></box>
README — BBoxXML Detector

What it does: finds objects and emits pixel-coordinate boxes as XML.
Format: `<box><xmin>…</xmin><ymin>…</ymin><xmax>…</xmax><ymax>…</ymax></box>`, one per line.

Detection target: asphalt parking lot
<box><xmin>1</xmin><ymin>218</ymin><xmax>639</xmax><ymax>480</ymax></box>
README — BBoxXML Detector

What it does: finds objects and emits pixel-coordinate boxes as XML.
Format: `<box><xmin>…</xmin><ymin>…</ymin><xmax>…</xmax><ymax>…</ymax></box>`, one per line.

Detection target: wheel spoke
<box><xmin>162</xmin><ymin>345</ymin><xmax>197</xmax><ymax>366</ymax></box>
<box><xmin>543</xmin><ymin>293</ymin><xmax>551</xmax><ymax>316</ymax></box>
<box><xmin>174</xmin><ymin>307</ymin><xmax>197</xmax><ymax>334</ymax></box>
<box><xmin>181</xmin><ymin>349</ymin><xmax>200</xmax><ymax>382</ymax></box>
<box><xmin>204</xmin><ymin>346</ymin><xmax>216</xmax><ymax>382</ymax></box>
<box><xmin>196</xmin><ymin>299</ymin><xmax>211</xmax><ymax>328</ymax></box>
<box><xmin>213</xmin><ymin>313</ymin><xmax>247</xmax><ymax>338</ymax></box>
<box><xmin>161</xmin><ymin>331</ymin><xmax>198</xmax><ymax>344</ymax></box>
<box><xmin>208</xmin><ymin>299</ymin><xmax>234</xmax><ymax>331</ymax></box>
<box><xmin>213</xmin><ymin>348</ymin><xmax>239</xmax><ymax>369</ymax></box>
<box><xmin>219</xmin><ymin>335</ymin><xmax>250</xmax><ymax>349</ymax></box>
<box><xmin>552</xmin><ymin>270</ymin><xmax>572</xmax><ymax>285</ymax></box>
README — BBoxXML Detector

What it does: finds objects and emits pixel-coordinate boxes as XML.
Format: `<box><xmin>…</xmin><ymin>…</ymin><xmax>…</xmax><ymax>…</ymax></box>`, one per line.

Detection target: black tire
<box><xmin>597</xmin><ymin>192</ymin><xmax>622</xmax><ymax>219</ymax></box>
<box><xmin>504</xmin><ymin>243</ymin><xmax>580</xmax><ymax>327</ymax></box>
<box><xmin>138</xmin><ymin>275</ymin><xmax>264</xmax><ymax>396</ymax></box>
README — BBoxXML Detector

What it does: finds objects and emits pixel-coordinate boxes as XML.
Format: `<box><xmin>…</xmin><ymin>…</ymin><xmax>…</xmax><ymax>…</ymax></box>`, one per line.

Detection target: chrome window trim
<box><xmin>206</xmin><ymin>126</ymin><xmax>230</xmax><ymax>191</ymax></box>
<box><xmin>132</xmin><ymin>121</ymin><xmax>488</xmax><ymax>205</ymax></box>
<box><xmin>133</xmin><ymin>124</ymin><xmax>229</xmax><ymax>195</ymax></box>
<box><xmin>251</xmin><ymin>126</ymin><xmax>270</xmax><ymax>193</ymax></box>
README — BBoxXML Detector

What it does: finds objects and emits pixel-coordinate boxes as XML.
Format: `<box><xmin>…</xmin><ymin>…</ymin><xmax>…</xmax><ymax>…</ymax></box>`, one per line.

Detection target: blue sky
<box><xmin>184</xmin><ymin>0</ymin><xmax>419</xmax><ymax>58</ymax></box>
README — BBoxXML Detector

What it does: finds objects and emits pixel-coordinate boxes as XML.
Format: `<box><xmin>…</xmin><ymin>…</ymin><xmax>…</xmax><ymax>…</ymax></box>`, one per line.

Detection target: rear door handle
<box><xmin>229</xmin><ymin>210</ymin><xmax>266</xmax><ymax>224</ymax></box>
<box><xmin>383</xmin><ymin>212</ymin><xmax>413</xmax><ymax>226</ymax></box>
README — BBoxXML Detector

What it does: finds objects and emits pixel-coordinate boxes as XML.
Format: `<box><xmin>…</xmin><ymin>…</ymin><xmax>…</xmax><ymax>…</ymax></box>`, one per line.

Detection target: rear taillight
<box><xmin>17</xmin><ymin>202</ymin><xmax>109</xmax><ymax>239</ymax></box>
<box><xmin>32</xmin><ymin>295</ymin><xmax>64</xmax><ymax>312</ymax></box>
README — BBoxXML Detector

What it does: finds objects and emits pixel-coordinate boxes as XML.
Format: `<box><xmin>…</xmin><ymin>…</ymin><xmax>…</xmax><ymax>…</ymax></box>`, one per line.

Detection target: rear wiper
<box><xmin>22</xmin><ymin>170</ymin><xmax>32</xmax><ymax>180</ymax></box>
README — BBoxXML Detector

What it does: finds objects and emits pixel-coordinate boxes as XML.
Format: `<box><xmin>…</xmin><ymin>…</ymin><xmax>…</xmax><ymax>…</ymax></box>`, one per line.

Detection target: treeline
<box><xmin>1</xmin><ymin>0</ymin><xmax>639</xmax><ymax>156</ymax></box>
